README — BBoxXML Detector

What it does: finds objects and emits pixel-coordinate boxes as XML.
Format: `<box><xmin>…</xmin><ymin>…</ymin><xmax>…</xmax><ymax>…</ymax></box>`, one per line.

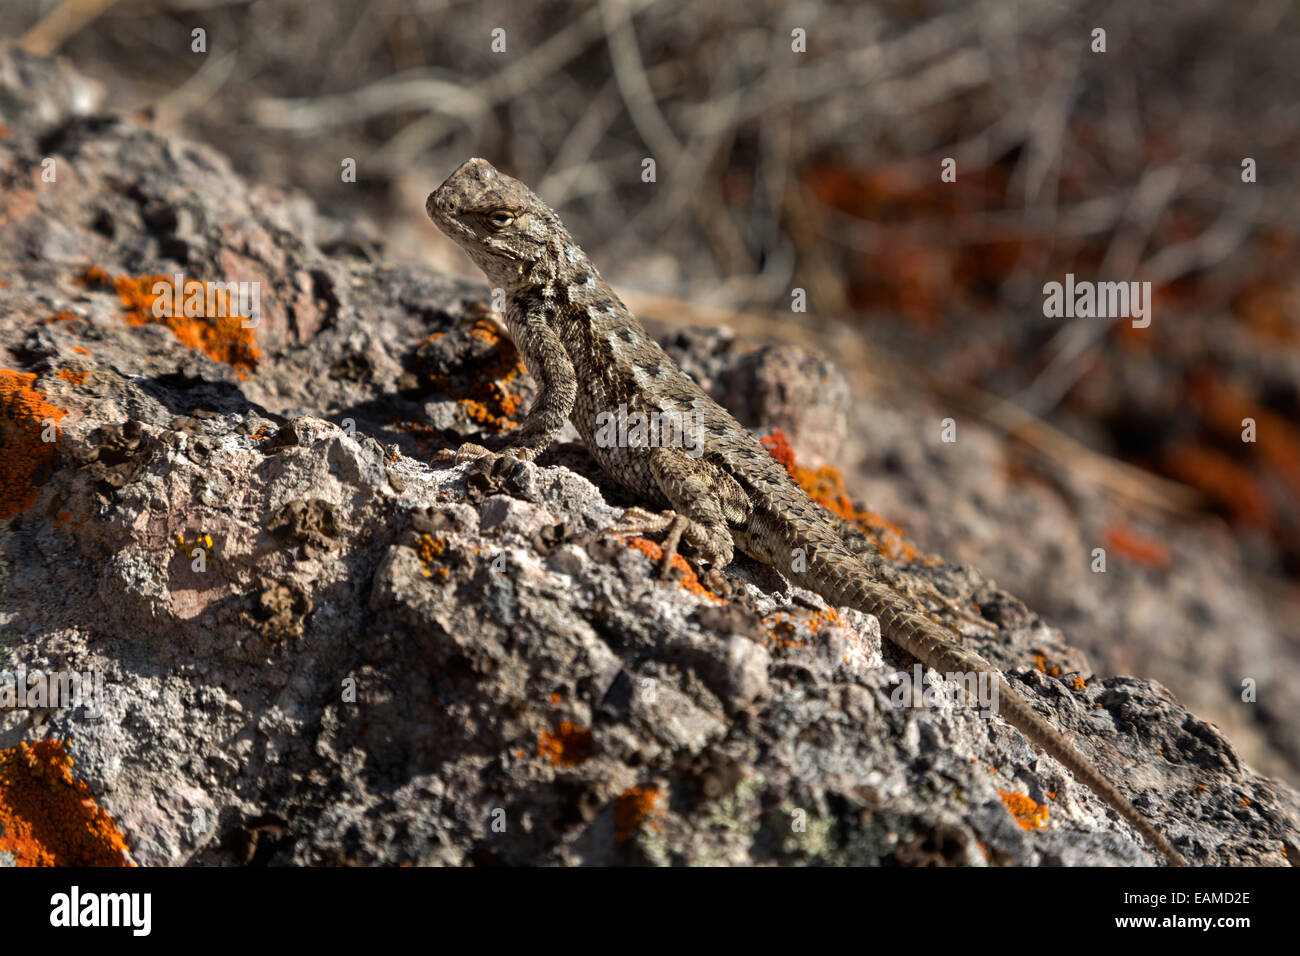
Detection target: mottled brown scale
<box><xmin>427</xmin><ymin>158</ymin><xmax>1185</xmax><ymax>865</ymax></box>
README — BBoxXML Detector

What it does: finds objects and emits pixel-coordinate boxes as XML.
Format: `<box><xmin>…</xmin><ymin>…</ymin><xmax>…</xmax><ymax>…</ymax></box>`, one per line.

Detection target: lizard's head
<box><xmin>427</xmin><ymin>158</ymin><xmax>565</xmax><ymax>289</ymax></box>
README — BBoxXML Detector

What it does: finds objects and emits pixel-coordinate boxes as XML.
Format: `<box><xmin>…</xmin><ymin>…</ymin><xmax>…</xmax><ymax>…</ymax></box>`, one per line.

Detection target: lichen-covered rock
<box><xmin>1</xmin><ymin>48</ymin><xmax>1297</xmax><ymax>866</ymax></box>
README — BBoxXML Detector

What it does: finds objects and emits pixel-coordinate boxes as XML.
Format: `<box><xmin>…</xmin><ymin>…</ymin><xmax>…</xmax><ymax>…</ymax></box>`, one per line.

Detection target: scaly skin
<box><xmin>426</xmin><ymin>157</ymin><xmax>1186</xmax><ymax>865</ymax></box>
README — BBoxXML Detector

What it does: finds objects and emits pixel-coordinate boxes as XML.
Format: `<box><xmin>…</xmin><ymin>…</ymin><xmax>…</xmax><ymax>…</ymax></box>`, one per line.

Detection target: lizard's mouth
<box><xmin>425</xmin><ymin>191</ymin><xmax>467</xmax><ymax>244</ymax></box>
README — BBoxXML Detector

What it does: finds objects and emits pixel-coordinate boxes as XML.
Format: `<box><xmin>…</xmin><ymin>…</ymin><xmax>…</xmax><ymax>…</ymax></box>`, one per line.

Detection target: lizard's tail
<box><xmin>802</xmin><ymin>547</ymin><xmax>1186</xmax><ymax>865</ymax></box>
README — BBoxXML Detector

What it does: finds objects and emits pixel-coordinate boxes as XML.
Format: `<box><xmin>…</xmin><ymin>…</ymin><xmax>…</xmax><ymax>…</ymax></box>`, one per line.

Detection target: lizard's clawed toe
<box><xmin>432</xmin><ymin>441</ymin><xmax>495</xmax><ymax>467</ymax></box>
<box><xmin>657</xmin><ymin>513</ymin><xmax>691</xmax><ymax>579</ymax></box>
<box><xmin>607</xmin><ymin>506</ymin><xmax>675</xmax><ymax>535</ymax></box>
<box><xmin>436</xmin><ymin>441</ymin><xmax>537</xmax><ymax>469</ymax></box>
<box><xmin>605</xmin><ymin>508</ymin><xmax>718</xmax><ymax>581</ymax></box>
<box><xmin>454</xmin><ymin>441</ymin><xmax>495</xmax><ymax>463</ymax></box>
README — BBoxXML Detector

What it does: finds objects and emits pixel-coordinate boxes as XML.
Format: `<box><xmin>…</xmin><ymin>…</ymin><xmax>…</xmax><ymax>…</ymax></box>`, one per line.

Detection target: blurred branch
<box><xmin>20</xmin><ymin>0</ymin><xmax>121</xmax><ymax>57</ymax></box>
<box><xmin>599</xmin><ymin>0</ymin><xmax>683</xmax><ymax>166</ymax></box>
<box><xmin>153</xmin><ymin>48</ymin><xmax>238</xmax><ymax>126</ymax></box>
<box><xmin>253</xmin><ymin>0</ymin><xmax>658</xmax><ymax>175</ymax></box>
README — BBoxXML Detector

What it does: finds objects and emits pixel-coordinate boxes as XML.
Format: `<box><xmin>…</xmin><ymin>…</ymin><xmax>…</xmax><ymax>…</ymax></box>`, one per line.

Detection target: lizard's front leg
<box><xmin>448</xmin><ymin>306</ymin><xmax>575</xmax><ymax>464</ymax></box>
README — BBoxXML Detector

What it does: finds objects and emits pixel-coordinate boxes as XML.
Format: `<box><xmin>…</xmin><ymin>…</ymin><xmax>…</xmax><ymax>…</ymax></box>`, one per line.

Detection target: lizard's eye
<box><xmin>485</xmin><ymin>211</ymin><xmax>515</xmax><ymax>230</ymax></box>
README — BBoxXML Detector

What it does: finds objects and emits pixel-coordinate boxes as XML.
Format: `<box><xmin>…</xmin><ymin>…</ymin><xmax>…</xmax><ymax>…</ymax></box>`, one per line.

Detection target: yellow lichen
<box><xmin>174</xmin><ymin>532</ymin><xmax>215</xmax><ymax>562</ymax></box>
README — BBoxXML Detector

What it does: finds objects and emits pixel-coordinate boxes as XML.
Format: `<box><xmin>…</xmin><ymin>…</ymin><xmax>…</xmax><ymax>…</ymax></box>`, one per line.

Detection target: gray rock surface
<box><xmin>1</xmin><ymin>48</ymin><xmax>1297</xmax><ymax>865</ymax></box>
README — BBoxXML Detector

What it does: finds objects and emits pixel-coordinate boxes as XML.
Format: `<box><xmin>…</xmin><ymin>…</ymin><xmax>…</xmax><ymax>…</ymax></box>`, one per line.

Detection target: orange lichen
<box><xmin>0</xmin><ymin>740</ymin><xmax>133</xmax><ymax>866</ymax></box>
<box><xmin>55</xmin><ymin>509</ymin><xmax>86</xmax><ymax>532</ymax></box>
<box><xmin>761</xmin><ymin>428</ymin><xmax>798</xmax><ymax>472</ymax></box>
<box><xmin>761</xmin><ymin>429</ymin><xmax>924</xmax><ymax>563</ymax></box>
<box><xmin>71</xmin><ymin>347</ymin><xmax>90</xmax><ymax>356</ymax></box>
<box><xmin>0</xmin><ymin>370</ymin><xmax>67</xmax><ymax>519</ymax></box>
<box><xmin>762</xmin><ymin>607</ymin><xmax>839</xmax><ymax>647</ymax></box>
<box><xmin>622</xmin><ymin>536</ymin><xmax>725</xmax><ymax>603</ymax></box>
<box><xmin>460</xmin><ymin>397</ymin><xmax>520</xmax><ymax>427</ymax></box>
<box><xmin>549</xmin><ymin>692</ymin><xmax>564</xmax><ymax>705</ymax></box>
<box><xmin>57</xmin><ymin>369</ymin><xmax>88</xmax><ymax>386</ymax></box>
<box><xmin>1032</xmin><ymin>651</ymin><xmax>1062</xmax><ymax>678</ymax></box>
<box><xmin>427</xmin><ymin>316</ymin><xmax>527</xmax><ymax>439</ymax></box>
<box><xmin>537</xmin><ymin>721</ymin><xmax>593</xmax><ymax>767</ymax></box>
<box><xmin>1071</xmin><ymin>675</ymin><xmax>1087</xmax><ymax>691</ymax></box>
<box><xmin>416</xmin><ymin>533</ymin><xmax>451</xmax><ymax>581</ymax></box>
<box><xmin>614</xmin><ymin>785</ymin><xmax>662</xmax><ymax>844</ymax></box>
<box><xmin>997</xmin><ymin>790</ymin><xmax>1050</xmax><ymax>831</ymax></box>
<box><xmin>80</xmin><ymin>266</ymin><xmax>259</xmax><ymax>377</ymax></box>
<box><xmin>467</xmin><ymin>323</ymin><xmax>505</xmax><ymax>346</ymax></box>
<box><xmin>40</xmin><ymin>310</ymin><xmax>79</xmax><ymax>324</ymax></box>
<box><xmin>1102</xmin><ymin>522</ymin><xmax>1172</xmax><ymax>569</ymax></box>
<box><xmin>764</xmin><ymin>614</ymin><xmax>807</xmax><ymax>648</ymax></box>
<box><xmin>804</xmin><ymin>607</ymin><xmax>840</xmax><ymax>633</ymax></box>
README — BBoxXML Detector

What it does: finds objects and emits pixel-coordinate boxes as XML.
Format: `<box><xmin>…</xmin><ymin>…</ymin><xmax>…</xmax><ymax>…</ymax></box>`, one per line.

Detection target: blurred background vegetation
<box><xmin>5</xmin><ymin>0</ymin><xmax>1299</xmax><ymax>589</ymax></box>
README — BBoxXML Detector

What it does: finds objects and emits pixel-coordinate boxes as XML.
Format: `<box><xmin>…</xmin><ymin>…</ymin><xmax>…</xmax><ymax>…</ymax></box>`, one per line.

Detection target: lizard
<box><xmin>425</xmin><ymin>157</ymin><xmax>1187</xmax><ymax>865</ymax></box>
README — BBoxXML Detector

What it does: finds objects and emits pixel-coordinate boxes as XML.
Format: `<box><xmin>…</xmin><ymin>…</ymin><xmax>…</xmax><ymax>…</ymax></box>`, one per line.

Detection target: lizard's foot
<box><xmin>435</xmin><ymin>441</ymin><xmax>537</xmax><ymax>467</ymax></box>
<box><xmin>605</xmin><ymin>506</ymin><xmax>676</xmax><ymax>537</ymax></box>
<box><xmin>606</xmin><ymin>507</ymin><xmax>721</xmax><ymax>580</ymax></box>
<box><xmin>605</xmin><ymin>507</ymin><xmax>682</xmax><ymax>579</ymax></box>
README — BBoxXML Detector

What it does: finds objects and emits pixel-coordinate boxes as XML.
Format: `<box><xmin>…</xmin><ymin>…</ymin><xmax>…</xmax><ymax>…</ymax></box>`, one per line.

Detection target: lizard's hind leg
<box><xmin>605</xmin><ymin>448</ymin><xmax>748</xmax><ymax>578</ymax></box>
